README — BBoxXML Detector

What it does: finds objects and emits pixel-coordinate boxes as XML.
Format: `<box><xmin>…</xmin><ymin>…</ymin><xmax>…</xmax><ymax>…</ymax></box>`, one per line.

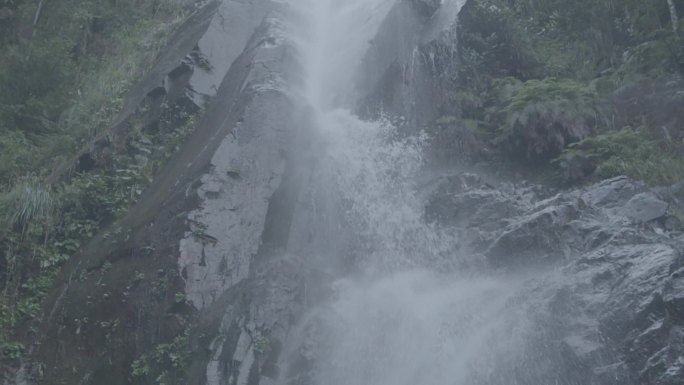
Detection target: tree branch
<box><xmin>33</xmin><ymin>0</ymin><xmax>45</xmax><ymax>27</ymax></box>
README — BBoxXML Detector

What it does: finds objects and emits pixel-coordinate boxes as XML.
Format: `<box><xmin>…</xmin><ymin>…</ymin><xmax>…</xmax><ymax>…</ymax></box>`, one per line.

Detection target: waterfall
<box><xmin>271</xmin><ymin>1</ymin><xmax>530</xmax><ymax>384</ymax></box>
<box><xmin>285</xmin><ymin>0</ymin><xmax>397</xmax><ymax>110</ymax></box>
<box><xmin>287</xmin><ymin>271</ymin><xmax>533</xmax><ymax>385</ymax></box>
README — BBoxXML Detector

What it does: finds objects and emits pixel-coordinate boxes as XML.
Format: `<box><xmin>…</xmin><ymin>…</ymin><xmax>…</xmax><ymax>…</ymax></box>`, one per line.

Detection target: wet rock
<box><xmin>663</xmin><ymin>270</ymin><xmax>684</xmax><ymax>318</ymax></box>
<box><xmin>423</xmin><ymin>173</ymin><xmax>531</xmax><ymax>224</ymax></box>
<box><xmin>203</xmin><ymin>255</ymin><xmax>305</xmax><ymax>385</ymax></box>
<box><xmin>424</xmin><ymin>173</ymin><xmax>684</xmax><ymax>384</ymax></box>
<box><xmin>485</xmin><ymin>196</ymin><xmax>579</xmax><ymax>266</ymax></box>
<box><xmin>424</xmin><ymin>173</ymin><xmax>503</xmax><ymax>222</ymax></box>
<box><xmin>178</xmin><ymin>88</ymin><xmax>294</xmax><ymax>309</ymax></box>
<box><xmin>622</xmin><ymin>193</ymin><xmax>669</xmax><ymax>223</ymax></box>
<box><xmin>580</xmin><ymin>177</ymin><xmax>670</xmax><ymax>224</ymax></box>
<box><xmin>581</xmin><ymin>176</ymin><xmax>648</xmax><ymax>207</ymax></box>
<box><xmin>15</xmin><ymin>2</ymin><xmax>300</xmax><ymax>384</ymax></box>
<box><xmin>560</xmin><ymin>243</ymin><xmax>683</xmax><ymax>385</ymax></box>
<box><xmin>178</xmin><ymin>43</ymin><xmax>295</xmax><ymax>308</ymax></box>
<box><xmin>48</xmin><ymin>0</ymin><xmax>272</xmax><ymax>183</ymax></box>
<box><xmin>358</xmin><ymin>0</ymin><xmax>463</xmax><ymax>126</ymax></box>
<box><xmin>176</xmin><ymin>6</ymin><xmax>305</xmax><ymax>310</ymax></box>
<box><xmin>176</xmin><ymin>8</ymin><xmax>319</xmax><ymax>385</ymax></box>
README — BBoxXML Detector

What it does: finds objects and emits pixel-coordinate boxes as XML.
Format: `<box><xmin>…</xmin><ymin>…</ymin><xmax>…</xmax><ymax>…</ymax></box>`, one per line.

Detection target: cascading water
<box><xmin>277</xmin><ymin>1</ymin><xmax>532</xmax><ymax>384</ymax></box>
<box><xmin>278</xmin><ymin>114</ymin><xmax>531</xmax><ymax>383</ymax></box>
<box><xmin>286</xmin><ymin>0</ymin><xmax>396</xmax><ymax>110</ymax></box>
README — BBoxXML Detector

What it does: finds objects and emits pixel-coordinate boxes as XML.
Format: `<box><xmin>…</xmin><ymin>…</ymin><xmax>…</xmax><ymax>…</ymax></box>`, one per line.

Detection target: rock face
<box><xmin>358</xmin><ymin>0</ymin><xmax>465</xmax><ymax>126</ymax></box>
<box><xmin>13</xmin><ymin>1</ymin><xmax>306</xmax><ymax>384</ymax></box>
<box><xmin>49</xmin><ymin>0</ymin><xmax>273</xmax><ymax>181</ymax></box>
<box><xmin>425</xmin><ymin>174</ymin><xmax>684</xmax><ymax>384</ymax></box>
<box><xmin>177</xmin><ymin>14</ymin><xmax>296</xmax><ymax>311</ymax></box>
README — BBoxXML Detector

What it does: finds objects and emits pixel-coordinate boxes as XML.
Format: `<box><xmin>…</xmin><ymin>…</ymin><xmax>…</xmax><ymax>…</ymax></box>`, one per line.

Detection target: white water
<box><xmin>314</xmin><ymin>110</ymin><xmax>458</xmax><ymax>273</ymax></box>
<box><xmin>286</xmin><ymin>0</ymin><xmax>396</xmax><ymax>110</ymax></box>
<box><xmin>292</xmin><ymin>272</ymin><xmax>530</xmax><ymax>385</ymax></box>
<box><xmin>280</xmin><ymin>1</ymin><xmax>526</xmax><ymax>384</ymax></box>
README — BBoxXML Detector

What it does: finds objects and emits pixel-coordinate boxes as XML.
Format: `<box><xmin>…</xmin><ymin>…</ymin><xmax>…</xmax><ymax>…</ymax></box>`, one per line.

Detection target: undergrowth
<box><xmin>0</xmin><ymin>0</ymin><xmax>195</xmax><ymax>367</ymax></box>
<box><xmin>492</xmin><ymin>77</ymin><xmax>600</xmax><ymax>160</ymax></box>
<box><xmin>451</xmin><ymin>0</ymin><xmax>684</xmax><ymax>186</ymax></box>
<box><xmin>554</xmin><ymin>127</ymin><xmax>684</xmax><ymax>186</ymax></box>
<box><xmin>130</xmin><ymin>330</ymin><xmax>190</xmax><ymax>385</ymax></box>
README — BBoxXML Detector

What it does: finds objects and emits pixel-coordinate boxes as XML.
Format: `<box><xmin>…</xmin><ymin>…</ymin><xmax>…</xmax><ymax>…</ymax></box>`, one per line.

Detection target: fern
<box><xmin>495</xmin><ymin>77</ymin><xmax>600</xmax><ymax>160</ymax></box>
<box><xmin>554</xmin><ymin>127</ymin><xmax>684</xmax><ymax>186</ymax></box>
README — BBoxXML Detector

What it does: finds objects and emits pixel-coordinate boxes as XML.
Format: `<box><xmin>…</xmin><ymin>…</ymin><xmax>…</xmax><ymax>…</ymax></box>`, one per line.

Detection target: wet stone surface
<box><xmin>424</xmin><ymin>174</ymin><xmax>684</xmax><ymax>384</ymax></box>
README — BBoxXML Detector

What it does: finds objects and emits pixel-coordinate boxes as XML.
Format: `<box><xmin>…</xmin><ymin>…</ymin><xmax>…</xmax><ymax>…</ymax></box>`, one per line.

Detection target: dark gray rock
<box><xmin>582</xmin><ymin>177</ymin><xmax>670</xmax><ymax>224</ymax></box>
<box><xmin>551</xmin><ymin>242</ymin><xmax>683</xmax><ymax>385</ymax></box>
<box><xmin>622</xmin><ymin>193</ymin><xmax>669</xmax><ymax>223</ymax></box>
<box><xmin>178</xmin><ymin>13</ymin><xmax>298</xmax><ymax>309</ymax></box>
<box><xmin>485</xmin><ymin>196</ymin><xmax>579</xmax><ymax>266</ymax></box>
<box><xmin>358</xmin><ymin>0</ymin><xmax>464</xmax><ymax>126</ymax></box>
<box><xmin>174</xmin><ymin>9</ymin><xmax>315</xmax><ymax>384</ymax></box>
<box><xmin>423</xmin><ymin>172</ymin><xmax>684</xmax><ymax>385</ymax></box>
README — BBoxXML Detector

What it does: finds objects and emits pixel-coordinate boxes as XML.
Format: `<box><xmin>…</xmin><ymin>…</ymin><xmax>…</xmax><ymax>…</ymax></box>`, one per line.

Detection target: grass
<box><xmin>0</xmin><ymin>175</ymin><xmax>54</xmax><ymax>234</ymax></box>
<box><xmin>60</xmin><ymin>13</ymin><xmax>187</xmax><ymax>145</ymax></box>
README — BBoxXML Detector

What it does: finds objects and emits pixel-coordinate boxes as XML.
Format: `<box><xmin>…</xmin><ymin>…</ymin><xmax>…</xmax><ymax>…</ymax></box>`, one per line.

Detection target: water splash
<box><xmin>313</xmin><ymin>109</ymin><xmax>456</xmax><ymax>273</ymax></box>
<box><xmin>284</xmin><ymin>271</ymin><xmax>530</xmax><ymax>385</ymax></box>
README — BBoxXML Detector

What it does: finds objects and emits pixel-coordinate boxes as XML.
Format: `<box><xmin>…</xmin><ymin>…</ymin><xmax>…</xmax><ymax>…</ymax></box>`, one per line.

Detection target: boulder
<box><xmin>485</xmin><ymin>196</ymin><xmax>579</xmax><ymax>266</ymax></box>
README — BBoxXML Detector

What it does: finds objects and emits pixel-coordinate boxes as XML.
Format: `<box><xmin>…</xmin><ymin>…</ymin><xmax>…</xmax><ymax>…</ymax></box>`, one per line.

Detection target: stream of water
<box><xmin>278</xmin><ymin>1</ymin><xmax>526</xmax><ymax>384</ymax></box>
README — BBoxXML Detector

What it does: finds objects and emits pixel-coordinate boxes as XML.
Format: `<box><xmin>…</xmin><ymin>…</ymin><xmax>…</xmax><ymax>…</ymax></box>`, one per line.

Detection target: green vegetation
<box><xmin>492</xmin><ymin>77</ymin><xmax>600</xmax><ymax>160</ymax></box>
<box><xmin>0</xmin><ymin>0</ymin><xmax>188</xmax><ymax>182</ymax></box>
<box><xmin>453</xmin><ymin>0</ymin><xmax>684</xmax><ymax>186</ymax></box>
<box><xmin>554</xmin><ymin>127</ymin><xmax>684</xmax><ymax>185</ymax></box>
<box><xmin>0</xmin><ymin>0</ymin><xmax>195</xmax><ymax>366</ymax></box>
<box><xmin>254</xmin><ymin>336</ymin><xmax>271</xmax><ymax>355</ymax></box>
<box><xmin>130</xmin><ymin>330</ymin><xmax>190</xmax><ymax>385</ymax></box>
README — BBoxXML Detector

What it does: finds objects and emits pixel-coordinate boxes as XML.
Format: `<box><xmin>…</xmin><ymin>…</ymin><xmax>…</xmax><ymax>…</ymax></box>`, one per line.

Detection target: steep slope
<box><xmin>8</xmin><ymin>0</ymin><xmax>296</xmax><ymax>383</ymax></box>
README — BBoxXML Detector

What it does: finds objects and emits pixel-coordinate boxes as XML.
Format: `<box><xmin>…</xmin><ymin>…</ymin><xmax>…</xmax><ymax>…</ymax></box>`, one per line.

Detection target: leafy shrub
<box><xmin>0</xmin><ymin>0</ymin><xmax>191</xmax><ymax>367</ymax></box>
<box><xmin>511</xmin><ymin>0</ymin><xmax>676</xmax><ymax>70</ymax></box>
<box><xmin>493</xmin><ymin>77</ymin><xmax>600</xmax><ymax>160</ymax></box>
<box><xmin>554</xmin><ymin>127</ymin><xmax>684</xmax><ymax>186</ymax></box>
<box><xmin>0</xmin><ymin>38</ymin><xmax>77</xmax><ymax>135</ymax></box>
<box><xmin>616</xmin><ymin>34</ymin><xmax>684</xmax><ymax>79</ymax></box>
<box><xmin>0</xmin><ymin>0</ymin><xmax>188</xmax><ymax>186</ymax></box>
<box><xmin>458</xmin><ymin>0</ymin><xmax>540</xmax><ymax>80</ymax></box>
<box><xmin>131</xmin><ymin>331</ymin><xmax>190</xmax><ymax>385</ymax></box>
